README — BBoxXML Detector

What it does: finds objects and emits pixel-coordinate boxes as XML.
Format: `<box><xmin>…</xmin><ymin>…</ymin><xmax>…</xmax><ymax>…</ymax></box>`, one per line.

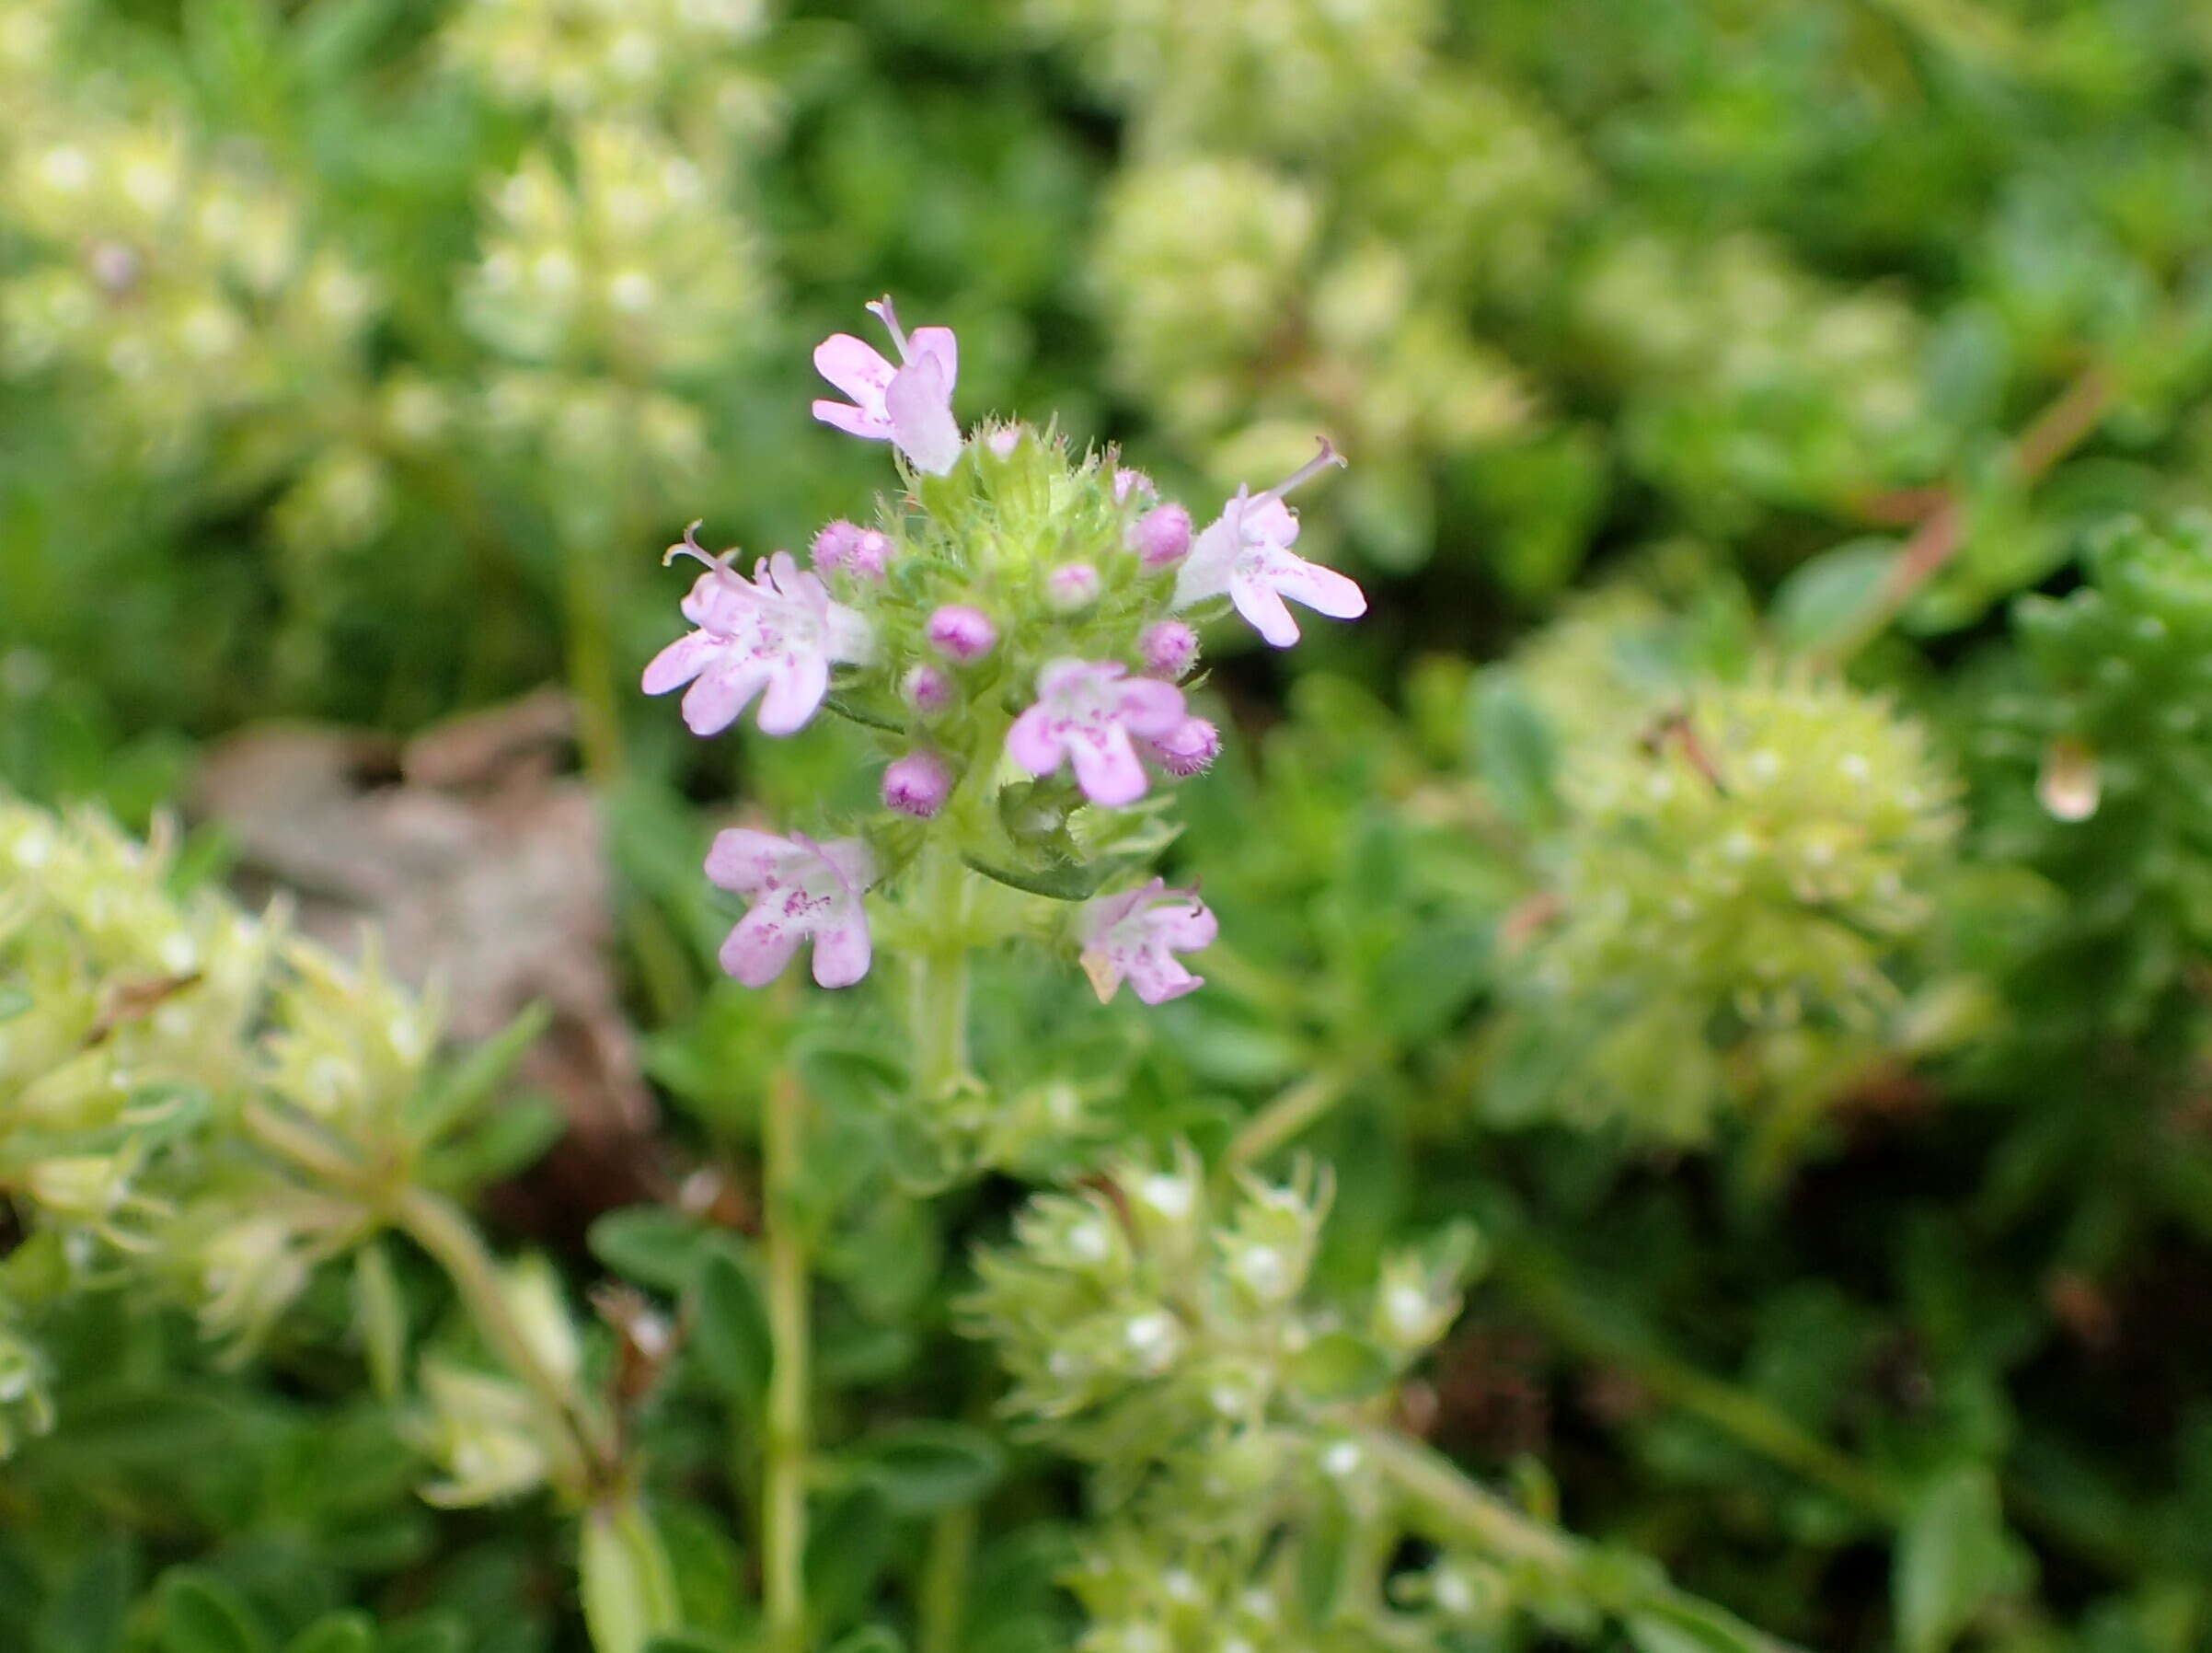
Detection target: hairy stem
<box><xmin>392</xmin><ymin>1185</ymin><xmax>613</xmax><ymax>1491</ymax></box>
<box><xmin>1224</xmin><ymin>1067</ymin><xmax>1353</xmax><ymax>1172</ymax></box>
<box><xmin>1365</xmin><ymin>1429</ymin><xmax>1805</xmax><ymax>1653</ymax></box>
<box><xmin>762</xmin><ymin>1063</ymin><xmax>812</xmax><ymax>1653</ymax></box>
<box><xmin>909</xmin><ymin>864</ymin><xmax>975</xmax><ymax>1653</ymax></box>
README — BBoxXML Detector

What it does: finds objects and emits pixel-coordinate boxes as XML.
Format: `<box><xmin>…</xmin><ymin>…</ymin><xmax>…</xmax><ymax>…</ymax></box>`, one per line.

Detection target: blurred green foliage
<box><xmin>7</xmin><ymin>2</ymin><xmax>2212</xmax><ymax>1652</ymax></box>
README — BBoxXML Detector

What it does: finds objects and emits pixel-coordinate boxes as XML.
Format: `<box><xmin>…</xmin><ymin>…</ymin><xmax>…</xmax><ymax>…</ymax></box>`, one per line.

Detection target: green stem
<box><xmin>762</xmin><ymin>1064</ymin><xmax>812</xmax><ymax>1653</ymax></box>
<box><xmin>908</xmin><ymin>869</ymin><xmax>975</xmax><ymax>1653</ymax></box>
<box><xmin>1364</xmin><ymin>1428</ymin><xmax>1806</xmax><ymax>1653</ymax></box>
<box><xmin>1498</xmin><ymin>1242</ymin><xmax>1905</xmax><ymax>1520</ymax></box>
<box><xmin>392</xmin><ymin>1185</ymin><xmax>613</xmax><ymax>1490</ymax></box>
<box><xmin>1224</xmin><ymin>1066</ymin><xmax>1353</xmax><ymax>1172</ymax></box>
<box><xmin>916</xmin><ymin>1500</ymin><xmax>977</xmax><ymax>1653</ymax></box>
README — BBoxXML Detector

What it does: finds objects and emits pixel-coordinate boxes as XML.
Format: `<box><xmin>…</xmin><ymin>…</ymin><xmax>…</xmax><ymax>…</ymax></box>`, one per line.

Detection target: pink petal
<box><xmin>906</xmin><ymin>325</ymin><xmax>958</xmax><ymax>387</ymax></box>
<box><xmin>812</xmin><ymin>398</ymin><xmax>892</xmax><ymax>440</ymax></box>
<box><xmin>720</xmin><ymin>906</ymin><xmax>801</xmax><ymax>987</ymax></box>
<box><xmin>642</xmin><ymin>630</ymin><xmax>717</xmax><ymax>696</ymax></box>
<box><xmin>814</xmin><ymin>838</ymin><xmax>878</xmax><ymax>893</ymax></box>
<box><xmin>705</xmin><ymin>828</ymin><xmax>790</xmax><ymax>894</ymax></box>
<box><xmin>813</xmin><ymin>333</ymin><xmax>895</xmax><ymax>410</ymax></box>
<box><xmin>1115</xmin><ymin>677</ymin><xmax>1186</xmax><ymax>738</ymax></box>
<box><xmin>1267</xmin><ymin>552</ymin><xmax>1366</xmax><ymax>621</ymax></box>
<box><xmin>756</xmin><ymin>652</ymin><xmax>829</xmax><ymax>736</ymax></box>
<box><xmin>1067</xmin><ymin>723</ymin><xmax>1150</xmax><ymax>807</ymax></box>
<box><xmin>1228</xmin><ymin>572</ymin><xmax>1302</xmax><ymax>648</ymax></box>
<box><xmin>1038</xmin><ymin>658</ymin><xmax>1106</xmax><ymax>699</ymax></box>
<box><xmin>1007</xmin><ymin>704</ymin><xmax>1065</xmax><ymax>776</ymax></box>
<box><xmin>1172</xmin><ymin>516</ymin><xmax>1238</xmax><ymax>607</ymax></box>
<box><xmin>885</xmin><ymin>353</ymin><xmax>962</xmax><ymax>475</ymax></box>
<box><xmin>682</xmin><ymin>659</ymin><xmax>770</xmax><ymax>735</ymax></box>
<box><xmin>1242</xmin><ymin>494</ymin><xmax>1300</xmax><ymax>548</ymax></box>
<box><xmin>808</xmin><ymin>908</ymin><xmax>871</xmax><ymax>988</ymax></box>
<box><xmin>1158</xmin><ymin>899</ymin><xmax>1218</xmax><ymax>951</ymax></box>
<box><xmin>680</xmin><ymin>570</ymin><xmax>755</xmax><ymax>632</ymax></box>
<box><xmin>1126</xmin><ymin>952</ymin><xmax>1203</xmax><ymax>1005</ymax></box>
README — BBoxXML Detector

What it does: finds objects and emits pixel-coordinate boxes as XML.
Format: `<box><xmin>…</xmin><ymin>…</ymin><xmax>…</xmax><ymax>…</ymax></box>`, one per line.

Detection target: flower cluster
<box><xmin>643</xmin><ymin>298</ymin><xmax>1365</xmax><ymax>1001</ymax></box>
<box><xmin>965</xmin><ymin>1152</ymin><xmax>1484</xmax><ymax>1650</ymax></box>
<box><xmin>0</xmin><ymin>798</ymin><xmax>548</xmax><ymax>1432</ymax></box>
<box><xmin>1498</xmin><ymin>672</ymin><xmax>1966</xmax><ymax>1140</ymax></box>
<box><xmin>2</xmin><ymin>107</ymin><xmax>380</xmax><ymax>472</ymax></box>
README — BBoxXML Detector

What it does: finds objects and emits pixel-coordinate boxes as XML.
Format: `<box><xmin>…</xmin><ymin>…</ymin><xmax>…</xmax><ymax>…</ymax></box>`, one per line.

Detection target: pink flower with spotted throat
<box><xmin>643</xmin><ymin>524</ymin><xmax>875</xmax><ymax>736</ymax></box>
<box><xmin>1008</xmin><ymin>660</ymin><xmax>1186</xmax><ymax>807</ymax></box>
<box><xmin>1174</xmin><ymin>439</ymin><xmax>1365</xmax><ymax>647</ymax></box>
<box><xmin>812</xmin><ymin>297</ymin><xmax>962</xmax><ymax>475</ymax></box>
<box><xmin>1080</xmin><ymin>879</ymin><xmax>1219</xmax><ymax>1005</ymax></box>
<box><xmin>706</xmin><ymin>828</ymin><xmax>876</xmax><ymax>988</ymax></box>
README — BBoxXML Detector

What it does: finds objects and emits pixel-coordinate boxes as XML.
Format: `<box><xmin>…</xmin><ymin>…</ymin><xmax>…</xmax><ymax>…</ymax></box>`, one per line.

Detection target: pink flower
<box><xmin>927</xmin><ymin>605</ymin><xmax>997</xmax><ymax>664</ymax></box>
<box><xmin>1146</xmin><ymin>715</ymin><xmax>1219</xmax><ymax>779</ymax></box>
<box><xmin>1113</xmin><ymin>467</ymin><xmax>1156</xmax><ymax>503</ymax></box>
<box><xmin>1129</xmin><ymin>503</ymin><xmax>1192</xmax><ymax>568</ymax></box>
<box><xmin>706</xmin><ymin>828</ymin><xmax>876</xmax><ymax>988</ymax></box>
<box><xmin>1174</xmin><ymin>440</ymin><xmax>1365</xmax><ymax>648</ymax></box>
<box><xmin>812</xmin><ymin>520</ymin><xmax>893</xmax><ymax>579</ymax></box>
<box><xmin>812</xmin><ymin>297</ymin><xmax>962</xmax><ymax>475</ymax></box>
<box><xmin>882</xmin><ymin>749</ymin><xmax>954</xmax><ymax>817</ymax></box>
<box><xmin>1079</xmin><ymin>879</ymin><xmax>1218</xmax><ymax>1005</ymax></box>
<box><xmin>1138</xmin><ymin>619</ymin><xmax>1198</xmax><ymax>678</ymax></box>
<box><xmin>1007</xmin><ymin>659</ymin><xmax>1186</xmax><ymax>807</ymax></box>
<box><xmin>902</xmin><ymin>664</ymin><xmax>953</xmax><ymax>715</ymax></box>
<box><xmin>1046</xmin><ymin>563</ymin><xmax>1100</xmax><ymax>612</ymax></box>
<box><xmin>643</xmin><ymin>525</ymin><xmax>875</xmax><ymax>737</ymax></box>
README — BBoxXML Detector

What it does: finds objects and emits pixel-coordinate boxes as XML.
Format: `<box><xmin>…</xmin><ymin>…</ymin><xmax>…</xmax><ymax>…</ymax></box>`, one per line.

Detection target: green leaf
<box><xmin>961</xmin><ymin>852</ymin><xmax>1116</xmax><ymax>902</ymax></box>
<box><xmin>0</xmin><ymin>983</ymin><xmax>31</xmax><ymax>1021</ymax></box>
<box><xmin>1626</xmin><ymin>1602</ymin><xmax>1768</xmax><ymax>1653</ymax></box>
<box><xmin>580</xmin><ymin>1500</ymin><xmax>683</xmax><ymax>1653</ymax></box>
<box><xmin>1770</xmin><ymin>540</ymin><xmax>1898</xmax><ymax>656</ymax></box>
<box><xmin>805</xmin><ymin>1486</ymin><xmax>893</xmax><ymax>1623</ymax></box>
<box><xmin>352</xmin><ymin>1243</ymin><xmax>406</xmax><ymax>1402</ymax></box>
<box><xmin>1468</xmin><ymin>676</ymin><xmax>1560</xmax><ymax>833</ymax></box>
<box><xmin>405</xmin><ymin>1002</ymin><xmax>551</xmax><ymax>1144</ymax></box>
<box><xmin>687</xmin><ymin>1242</ymin><xmax>771</xmax><ymax>1411</ymax></box>
<box><xmin>35</xmin><ymin>1536</ymin><xmax>137</xmax><ymax>1653</ymax></box>
<box><xmin>1895</xmin><ymin>1465</ymin><xmax>2028</xmax><ymax>1653</ymax></box>
<box><xmin>590</xmin><ymin>1208</ymin><xmax>710</xmax><ymax>1293</ymax></box>
<box><xmin>843</xmin><ymin>1423</ymin><xmax>1005</xmax><ymax>1514</ymax></box>
<box><xmin>156</xmin><ymin>1569</ymin><xmax>271</xmax><ymax>1653</ymax></box>
<box><xmin>381</xmin><ymin>1617</ymin><xmax>466</xmax><ymax>1653</ymax></box>
<box><xmin>1285</xmin><ymin>1331</ymin><xmax>1396</xmax><ymax>1403</ymax></box>
<box><xmin>285</xmin><ymin>1613</ymin><xmax>376</xmax><ymax>1653</ymax></box>
<box><xmin>824</xmin><ymin>1630</ymin><xmax>904</xmax><ymax>1653</ymax></box>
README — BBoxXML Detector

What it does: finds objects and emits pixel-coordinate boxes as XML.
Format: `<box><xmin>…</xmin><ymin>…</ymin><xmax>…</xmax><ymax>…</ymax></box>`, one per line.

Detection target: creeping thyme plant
<box><xmin>15</xmin><ymin>2</ymin><xmax>2212</xmax><ymax>1651</ymax></box>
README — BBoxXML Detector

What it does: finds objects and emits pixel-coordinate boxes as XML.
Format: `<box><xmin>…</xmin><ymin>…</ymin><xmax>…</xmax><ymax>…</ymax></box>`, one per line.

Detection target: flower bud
<box><xmin>986</xmin><ymin>424</ymin><xmax>1024</xmax><ymax>458</ymax></box>
<box><xmin>1113</xmin><ymin>467</ymin><xmax>1156</xmax><ymax>503</ymax></box>
<box><xmin>1129</xmin><ymin>502</ymin><xmax>1192</xmax><ymax>568</ymax></box>
<box><xmin>902</xmin><ymin>664</ymin><xmax>953</xmax><ymax>714</ymax></box>
<box><xmin>1046</xmin><ymin>562</ymin><xmax>1100</xmax><ymax>612</ymax></box>
<box><xmin>927</xmin><ymin>605</ymin><xmax>997</xmax><ymax>663</ymax></box>
<box><xmin>1138</xmin><ymin>619</ymin><xmax>1198</xmax><ymax>679</ymax></box>
<box><xmin>1150</xmin><ymin>715</ymin><xmax>1219</xmax><ymax>778</ymax></box>
<box><xmin>882</xmin><ymin>749</ymin><xmax>955</xmax><ymax>818</ymax></box>
<box><xmin>812</xmin><ymin>519</ymin><xmax>892</xmax><ymax>579</ymax></box>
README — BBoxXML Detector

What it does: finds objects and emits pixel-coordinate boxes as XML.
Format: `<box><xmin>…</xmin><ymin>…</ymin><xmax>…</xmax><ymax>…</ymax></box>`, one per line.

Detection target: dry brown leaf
<box><xmin>194</xmin><ymin>689</ymin><xmax>661</xmax><ymax>1226</ymax></box>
